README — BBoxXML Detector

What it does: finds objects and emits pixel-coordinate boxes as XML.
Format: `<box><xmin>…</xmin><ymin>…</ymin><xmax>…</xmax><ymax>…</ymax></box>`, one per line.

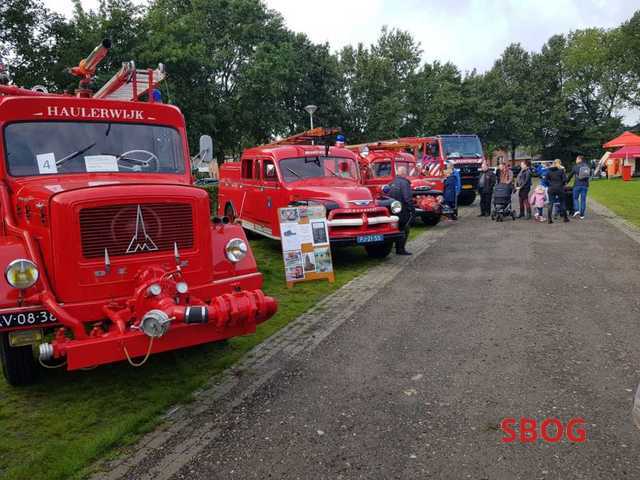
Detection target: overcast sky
<box><xmin>44</xmin><ymin>0</ymin><xmax>640</xmax><ymax>122</ymax></box>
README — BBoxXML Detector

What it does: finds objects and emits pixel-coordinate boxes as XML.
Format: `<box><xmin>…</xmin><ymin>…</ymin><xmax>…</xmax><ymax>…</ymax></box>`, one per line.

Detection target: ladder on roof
<box><xmin>94</xmin><ymin>61</ymin><xmax>166</xmax><ymax>101</ymax></box>
<box><xmin>265</xmin><ymin>127</ymin><xmax>341</xmax><ymax>146</ymax></box>
<box><xmin>347</xmin><ymin>141</ymin><xmax>413</xmax><ymax>152</ymax></box>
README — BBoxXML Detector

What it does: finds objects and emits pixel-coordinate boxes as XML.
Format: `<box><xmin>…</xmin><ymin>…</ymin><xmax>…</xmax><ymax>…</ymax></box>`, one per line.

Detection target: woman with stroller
<box><xmin>515</xmin><ymin>160</ymin><xmax>532</xmax><ymax>219</ymax></box>
<box><xmin>544</xmin><ymin>159</ymin><xmax>569</xmax><ymax>223</ymax></box>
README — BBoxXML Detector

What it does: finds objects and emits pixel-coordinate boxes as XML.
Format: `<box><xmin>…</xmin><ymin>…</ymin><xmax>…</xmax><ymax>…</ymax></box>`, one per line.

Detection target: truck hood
<box><xmin>286</xmin><ymin>178</ymin><xmax>374</xmax><ymax>207</ymax></box>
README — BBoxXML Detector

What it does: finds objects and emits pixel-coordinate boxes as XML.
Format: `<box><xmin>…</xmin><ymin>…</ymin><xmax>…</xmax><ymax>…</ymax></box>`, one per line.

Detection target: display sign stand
<box><xmin>278</xmin><ymin>206</ymin><xmax>334</xmax><ymax>288</ymax></box>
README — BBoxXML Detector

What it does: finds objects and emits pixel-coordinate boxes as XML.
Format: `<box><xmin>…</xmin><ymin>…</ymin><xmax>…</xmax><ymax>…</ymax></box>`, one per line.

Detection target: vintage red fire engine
<box><xmin>348</xmin><ymin>142</ymin><xmax>443</xmax><ymax>226</ymax></box>
<box><xmin>0</xmin><ymin>41</ymin><xmax>276</xmax><ymax>385</ymax></box>
<box><xmin>218</xmin><ymin>129</ymin><xmax>404</xmax><ymax>258</ymax></box>
<box><xmin>396</xmin><ymin>134</ymin><xmax>485</xmax><ymax>206</ymax></box>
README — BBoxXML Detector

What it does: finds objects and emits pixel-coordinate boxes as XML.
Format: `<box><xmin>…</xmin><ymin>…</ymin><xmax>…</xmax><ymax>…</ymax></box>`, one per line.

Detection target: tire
<box><xmin>365</xmin><ymin>242</ymin><xmax>393</xmax><ymax>259</ymax></box>
<box><xmin>421</xmin><ymin>215</ymin><xmax>440</xmax><ymax>226</ymax></box>
<box><xmin>224</xmin><ymin>203</ymin><xmax>236</xmax><ymax>222</ymax></box>
<box><xmin>458</xmin><ymin>190</ymin><xmax>476</xmax><ymax>206</ymax></box>
<box><xmin>0</xmin><ymin>333</ymin><xmax>38</xmax><ymax>386</ymax></box>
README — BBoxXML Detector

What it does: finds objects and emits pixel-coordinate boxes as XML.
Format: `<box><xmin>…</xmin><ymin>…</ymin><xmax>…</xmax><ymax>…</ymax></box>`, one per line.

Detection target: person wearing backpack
<box><xmin>567</xmin><ymin>155</ymin><xmax>590</xmax><ymax>219</ymax></box>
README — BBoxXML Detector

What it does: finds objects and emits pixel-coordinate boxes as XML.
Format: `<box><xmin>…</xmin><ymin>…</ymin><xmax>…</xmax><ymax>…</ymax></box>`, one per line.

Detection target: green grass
<box><xmin>589</xmin><ymin>177</ymin><xmax>640</xmax><ymax>227</ymax></box>
<box><xmin>0</xmin><ymin>217</ymin><xmax>430</xmax><ymax>480</ymax></box>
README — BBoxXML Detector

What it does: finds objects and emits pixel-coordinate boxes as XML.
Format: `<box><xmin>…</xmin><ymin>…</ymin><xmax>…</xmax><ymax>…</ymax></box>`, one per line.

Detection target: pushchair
<box><xmin>491</xmin><ymin>183</ymin><xmax>516</xmax><ymax>222</ymax></box>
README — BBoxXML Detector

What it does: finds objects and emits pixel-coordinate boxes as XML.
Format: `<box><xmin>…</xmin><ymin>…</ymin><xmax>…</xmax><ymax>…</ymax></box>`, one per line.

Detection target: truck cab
<box><xmin>397</xmin><ymin>134</ymin><xmax>485</xmax><ymax>206</ymax></box>
<box><xmin>349</xmin><ymin>143</ymin><xmax>443</xmax><ymax>226</ymax></box>
<box><xmin>0</xmin><ymin>44</ymin><xmax>276</xmax><ymax>385</ymax></box>
<box><xmin>218</xmin><ymin>129</ymin><xmax>404</xmax><ymax>258</ymax></box>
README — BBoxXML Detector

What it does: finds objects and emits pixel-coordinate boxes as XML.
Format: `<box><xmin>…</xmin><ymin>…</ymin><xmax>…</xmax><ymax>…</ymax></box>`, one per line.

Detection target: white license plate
<box><xmin>0</xmin><ymin>310</ymin><xmax>57</xmax><ymax>330</ymax></box>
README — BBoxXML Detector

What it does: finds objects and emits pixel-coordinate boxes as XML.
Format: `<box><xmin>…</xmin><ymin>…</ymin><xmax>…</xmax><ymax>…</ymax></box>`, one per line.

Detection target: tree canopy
<box><xmin>1</xmin><ymin>0</ymin><xmax>639</xmax><ymax>161</ymax></box>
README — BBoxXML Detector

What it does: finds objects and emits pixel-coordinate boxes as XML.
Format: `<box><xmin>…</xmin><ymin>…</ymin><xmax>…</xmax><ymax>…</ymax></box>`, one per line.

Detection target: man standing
<box><xmin>515</xmin><ymin>160</ymin><xmax>532</xmax><ymax>219</ymax></box>
<box><xmin>567</xmin><ymin>155</ymin><xmax>590</xmax><ymax>219</ymax></box>
<box><xmin>477</xmin><ymin>162</ymin><xmax>496</xmax><ymax>217</ymax></box>
<box><xmin>388</xmin><ymin>165</ymin><xmax>415</xmax><ymax>255</ymax></box>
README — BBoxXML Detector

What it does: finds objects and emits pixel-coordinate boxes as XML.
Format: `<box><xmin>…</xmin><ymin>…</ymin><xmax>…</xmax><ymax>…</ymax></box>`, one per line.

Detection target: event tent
<box><xmin>603</xmin><ymin>131</ymin><xmax>640</xmax><ymax>149</ymax></box>
<box><xmin>610</xmin><ymin>145</ymin><xmax>640</xmax><ymax>159</ymax></box>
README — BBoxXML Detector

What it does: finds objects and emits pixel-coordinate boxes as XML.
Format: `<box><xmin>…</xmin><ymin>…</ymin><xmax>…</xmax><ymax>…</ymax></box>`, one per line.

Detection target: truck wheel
<box><xmin>421</xmin><ymin>215</ymin><xmax>440</xmax><ymax>226</ymax></box>
<box><xmin>0</xmin><ymin>333</ymin><xmax>38</xmax><ymax>386</ymax></box>
<box><xmin>224</xmin><ymin>203</ymin><xmax>236</xmax><ymax>222</ymax></box>
<box><xmin>365</xmin><ymin>242</ymin><xmax>393</xmax><ymax>259</ymax></box>
<box><xmin>458</xmin><ymin>191</ymin><xmax>476</xmax><ymax>206</ymax></box>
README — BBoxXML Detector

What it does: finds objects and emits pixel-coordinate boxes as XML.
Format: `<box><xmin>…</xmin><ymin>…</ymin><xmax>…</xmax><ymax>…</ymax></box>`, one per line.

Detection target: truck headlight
<box><xmin>390</xmin><ymin>201</ymin><xmax>402</xmax><ymax>215</ymax></box>
<box><xmin>5</xmin><ymin>259</ymin><xmax>39</xmax><ymax>289</ymax></box>
<box><xmin>226</xmin><ymin>238</ymin><xmax>248</xmax><ymax>263</ymax></box>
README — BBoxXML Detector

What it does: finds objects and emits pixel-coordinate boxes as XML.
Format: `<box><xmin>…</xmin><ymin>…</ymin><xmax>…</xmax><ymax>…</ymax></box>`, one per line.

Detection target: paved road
<box><xmin>135</xmin><ymin>207</ymin><xmax>640</xmax><ymax>479</ymax></box>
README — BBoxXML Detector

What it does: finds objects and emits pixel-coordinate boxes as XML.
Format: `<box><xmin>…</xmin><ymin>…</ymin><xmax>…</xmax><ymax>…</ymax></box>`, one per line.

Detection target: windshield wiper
<box><xmin>286</xmin><ymin>167</ymin><xmax>302</xmax><ymax>179</ymax></box>
<box><xmin>57</xmin><ymin>142</ymin><xmax>97</xmax><ymax>167</ymax></box>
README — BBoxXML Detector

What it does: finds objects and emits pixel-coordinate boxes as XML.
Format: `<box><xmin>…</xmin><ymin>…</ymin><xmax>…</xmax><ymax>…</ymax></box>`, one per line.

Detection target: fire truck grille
<box><xmin>79</xmin><ymin>203</ymin><xmax>194</xmax><ymax>259</ymax></box>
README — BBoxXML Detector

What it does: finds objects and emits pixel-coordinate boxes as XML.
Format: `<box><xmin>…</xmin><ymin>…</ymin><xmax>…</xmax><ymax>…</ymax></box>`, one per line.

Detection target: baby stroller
<box><xmin>491</xmin><ymin>183</ymin><xmax>516</xmax><ymax>222</ymax></box>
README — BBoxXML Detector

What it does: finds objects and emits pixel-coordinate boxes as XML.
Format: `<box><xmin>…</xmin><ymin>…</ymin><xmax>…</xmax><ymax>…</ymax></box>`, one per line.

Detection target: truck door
<box><xmin>238</xmin><ymin>158</ymin><xmax>261</xmax><ymax>223</ymax></box>
<box><xmin>259</xmin><ymin>158</ymin><xmax>282</xmax><ymax>237</ymax></box>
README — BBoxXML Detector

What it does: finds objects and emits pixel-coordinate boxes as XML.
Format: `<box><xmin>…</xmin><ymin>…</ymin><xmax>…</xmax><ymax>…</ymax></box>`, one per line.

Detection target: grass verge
<box><xmin>0</xmin><ymin>218</ymin><xmax>431</xmax><ymax>480</ymax></box>
<box><xmin>589</xmin><ymin>177</ymin><xmax>640</xmax><ymax>227</ymax></box>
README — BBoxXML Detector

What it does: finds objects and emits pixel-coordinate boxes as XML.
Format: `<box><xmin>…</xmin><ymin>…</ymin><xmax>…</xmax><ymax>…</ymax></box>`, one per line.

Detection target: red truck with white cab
<box><xmin>0</xmin><ymin>41</ymin><xmax>276</xmax><ymax>385</ymax></box>
<box><xmin>349</xmin><ymin>142</ymin><xmax>443</xmax><ymax>226</ymax></box>
<box><xmin>218</xmin><ymin>129</ymin><xmax>404</xmax><ymax>258</ymax></box>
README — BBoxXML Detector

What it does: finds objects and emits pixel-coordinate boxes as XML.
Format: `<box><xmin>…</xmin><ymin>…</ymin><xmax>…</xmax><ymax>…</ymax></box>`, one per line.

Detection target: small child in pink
<box><xmin>529</xmin><ymin>185</ymin><xmax>547</xmax><ymax>222</ymax></box>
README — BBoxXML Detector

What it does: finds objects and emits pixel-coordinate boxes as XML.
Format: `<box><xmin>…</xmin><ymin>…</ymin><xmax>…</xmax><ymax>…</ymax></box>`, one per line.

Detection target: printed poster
<box><xmin>278</xmin><ymin>206</ymin><xmax>334</xmax><ymax>287</ymax></box>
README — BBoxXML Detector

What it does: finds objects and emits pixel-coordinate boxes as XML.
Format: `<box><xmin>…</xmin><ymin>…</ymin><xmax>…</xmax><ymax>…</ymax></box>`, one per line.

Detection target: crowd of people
<box><xmin>475</xmin><ymin>156</ymin><xmax>590</xmax><ymax>223</ymax></box>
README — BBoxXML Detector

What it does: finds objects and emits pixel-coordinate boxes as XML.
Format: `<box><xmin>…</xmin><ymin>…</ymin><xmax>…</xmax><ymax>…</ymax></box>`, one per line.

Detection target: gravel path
<box><xmin>97</xmin><ymin>204</ymin><xmax>640</xmax><ymax>480</ymax></box>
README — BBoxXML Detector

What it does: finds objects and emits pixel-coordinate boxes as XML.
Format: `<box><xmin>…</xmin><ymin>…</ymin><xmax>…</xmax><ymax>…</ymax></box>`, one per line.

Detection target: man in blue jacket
<box><xmin>567</xmin><ymin>155</ymin><xmax>590</xmax><ymax>219</ymax></box>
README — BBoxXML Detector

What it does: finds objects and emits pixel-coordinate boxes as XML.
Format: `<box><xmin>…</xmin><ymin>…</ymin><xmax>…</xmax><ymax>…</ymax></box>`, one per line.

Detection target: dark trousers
<box><xmin>548</xmin><ymin>191</ymin><xmax>566</xmax><ymax>220</ymax></box>
<box><xmin>479</xmin><ymin>190</ymin><xmax>492</xmax><ymax>215</ymax></box>
<box><xmin>518</xmin><ymin>188</ymin><xmax>531</xmax><ymax>216</ymax></box>
<box><xmin>396</xmin><ymin>210</ymin><xmax>414</xmax><ymax>252</ymax></box>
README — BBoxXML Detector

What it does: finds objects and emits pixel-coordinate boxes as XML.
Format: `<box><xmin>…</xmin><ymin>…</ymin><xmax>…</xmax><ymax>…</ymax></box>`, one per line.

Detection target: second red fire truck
<box><xmin>218</xmin><ymin>129</ymin><xmax>405</xmax><ymax>258</ymax></box>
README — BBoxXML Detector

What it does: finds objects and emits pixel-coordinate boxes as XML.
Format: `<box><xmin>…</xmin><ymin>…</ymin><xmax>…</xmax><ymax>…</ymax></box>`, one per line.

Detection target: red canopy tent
<box><xmin>603</xmin><ymin>131</ymin><xmax>640</xmax><ymax>149</ymax></box>
<box><xmin>610</xmin><ymin>145</ymin><xmax>640</xmax><ymax>159</ymax></box>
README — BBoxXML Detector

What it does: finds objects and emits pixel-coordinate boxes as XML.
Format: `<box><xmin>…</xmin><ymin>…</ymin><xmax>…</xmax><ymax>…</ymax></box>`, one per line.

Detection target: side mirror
<box><xmin>199</xmin><ymin>135</ymin><xmax>213</xmax><ymax>163</ymax></box>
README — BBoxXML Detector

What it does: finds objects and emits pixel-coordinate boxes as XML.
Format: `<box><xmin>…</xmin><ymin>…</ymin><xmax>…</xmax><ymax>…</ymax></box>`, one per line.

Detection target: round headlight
<box><xmin>226</xmin><ymin>238</ymin><xmax>248</xmax><ymax>263</ymax></box>
<box><xmin>5</xmin><ymin>259</ymin><xmax>39</xmax><ymax>289</ymax></box>
<box><xmin>390</xmin><ymin>200</ymin><xmax>402</xmax><ymax>215</ymax></box>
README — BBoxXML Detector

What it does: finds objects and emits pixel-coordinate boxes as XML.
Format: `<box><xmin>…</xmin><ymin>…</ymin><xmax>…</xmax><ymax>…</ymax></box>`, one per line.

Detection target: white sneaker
<box><xmin>573</xmin><ymin>211</ymin><xmax>580</xmax><ymax>217</ymax></box>
<box><xmin>580</xmin><ymin>216</ymin><xmax>585</xmax><ymax>220</ymax></box>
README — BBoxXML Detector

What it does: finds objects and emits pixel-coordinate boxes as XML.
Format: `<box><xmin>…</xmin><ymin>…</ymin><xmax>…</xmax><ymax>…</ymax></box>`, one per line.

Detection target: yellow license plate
<box><xmin>462</xmin><ymin>185</ymin><xmax>474</xmax><ymax>190</ymax></box>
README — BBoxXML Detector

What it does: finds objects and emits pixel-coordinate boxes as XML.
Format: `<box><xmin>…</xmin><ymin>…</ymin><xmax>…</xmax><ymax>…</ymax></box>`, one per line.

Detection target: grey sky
<box><xmin>44</xmin><ymin>0</ymin><xmax>640</xmax><ymax>123</ymax></box>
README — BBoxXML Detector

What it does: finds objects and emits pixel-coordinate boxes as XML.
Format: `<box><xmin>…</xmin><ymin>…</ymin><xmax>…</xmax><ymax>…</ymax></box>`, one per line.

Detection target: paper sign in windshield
<box><xmin>36</xmin><ymin>153</ymin><xmax>57</xmax><ymax>174</ymax></box>
<box><xmin>85</xmin><ymin>155</ymin><xmax>118</xmax><ymax>172</ymax></box>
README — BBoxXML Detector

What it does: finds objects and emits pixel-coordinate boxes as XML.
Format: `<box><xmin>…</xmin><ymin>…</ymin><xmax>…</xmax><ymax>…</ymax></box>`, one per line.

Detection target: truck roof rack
<box><xmin>264</xmin><ymin>127</ymin><xmax>341</xmax><ymax>146</ymax></box>
<box><xmin>94</xmin><ymin>62</ymin><xmax>166</xmax><ymax>101</ymax></box>
<box><xmin>347</xmin><ymin>141</ymin><xmax>413</xmax><ymax>152</ymax></box>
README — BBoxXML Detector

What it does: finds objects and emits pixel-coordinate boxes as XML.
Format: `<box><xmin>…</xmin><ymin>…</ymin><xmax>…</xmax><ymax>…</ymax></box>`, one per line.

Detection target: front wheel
<box><xmin>458</xmin><ymin>190</ymin><xmax>476</xmax><ymax>206</ymax></box>
<box><xmin>0</xmin><ymin>333</ymin><xmax>38</xmax><ymax>386</ymax></box>
<box><xmin>421</xmin><ymin>215</ymin><xmax>441</xmax><ymax>226</ymax></box>
<box><xmin>365</xmin><ymin>242</ymin><xmax>393</xmax><ymax>259</ymax></box>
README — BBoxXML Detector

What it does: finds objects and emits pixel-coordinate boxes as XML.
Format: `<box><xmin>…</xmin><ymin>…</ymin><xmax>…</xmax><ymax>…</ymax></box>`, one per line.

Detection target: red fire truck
<box><xmin>218</xmin><ymin>129</ymin><xmax>404</xmax><ymax>258</ymax></box>
<box><xmin>348</xmin><ymin>142</ymin><xmax>443</xmax><ymax>226</ymax></box>
<box><xmin>396</xmin><ymin>134</ymin><xmax>485</xmax><ymax>206</ymax></box>
<box><xmin>0</xmin><ymin>41</ymin><xmax>276</xmax><ymax>385</ymax></box>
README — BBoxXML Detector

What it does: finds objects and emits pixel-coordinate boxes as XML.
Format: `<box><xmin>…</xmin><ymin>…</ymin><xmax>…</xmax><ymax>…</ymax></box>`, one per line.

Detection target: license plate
<box><xmin>462</xmin><ymin>184</ymin><xmax>474</xmax><ymax>190</ymax></box>
<box><xmin>357</xmin><ymin>234</ymin><xmax>384</xmax><ymax>244</ymax></box>
<box><xmin>0</xmin><ymin>310</ymin><xmax>57</xmax><ymax>330</ymax></box>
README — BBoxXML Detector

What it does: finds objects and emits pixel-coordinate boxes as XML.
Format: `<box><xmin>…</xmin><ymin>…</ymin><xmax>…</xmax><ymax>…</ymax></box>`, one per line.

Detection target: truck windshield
<box><xmin>4</xmin><ymin>122</ymin><xmax>185</xmax><ymax>176</ymax></box>
<box><xmin>395</xmin><ymin>161</ymin><xmax>419</xmax><ymax>176</ymax></box>
<box><xmin>280</xmin><ymin>156</ymin><xmax>358</xmax><ymax>182</ymax></box>
<box><xmin>441</xmin><ymin>136</ymin><xmax>482</xmax><ymax>159</ymax></box>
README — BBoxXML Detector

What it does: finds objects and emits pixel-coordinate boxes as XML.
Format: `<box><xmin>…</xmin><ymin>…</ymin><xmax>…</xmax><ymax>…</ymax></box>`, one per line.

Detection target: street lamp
<box><xmin>304</xmin><ymin>105</ymin><xmax>318</xmax><ymax>130</ymax></box>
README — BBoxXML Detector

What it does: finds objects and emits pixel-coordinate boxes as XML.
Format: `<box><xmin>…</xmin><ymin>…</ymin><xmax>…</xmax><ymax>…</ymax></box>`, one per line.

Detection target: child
<box><xmin>529</xmin><ymin>185</ymin><xmax>547</xmax><ymax>222</ymax></box>
<box><xmin>442</xmin><ymin>165</ymin><xmax>458</xmax><ymax>220</ymax></box>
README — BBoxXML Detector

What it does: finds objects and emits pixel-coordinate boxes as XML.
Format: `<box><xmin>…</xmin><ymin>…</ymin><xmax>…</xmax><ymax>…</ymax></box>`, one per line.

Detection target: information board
<box><xmin>278</xmin><ymin>205</ymin><xmax>334</xmax><ymax>288</ymax></box>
